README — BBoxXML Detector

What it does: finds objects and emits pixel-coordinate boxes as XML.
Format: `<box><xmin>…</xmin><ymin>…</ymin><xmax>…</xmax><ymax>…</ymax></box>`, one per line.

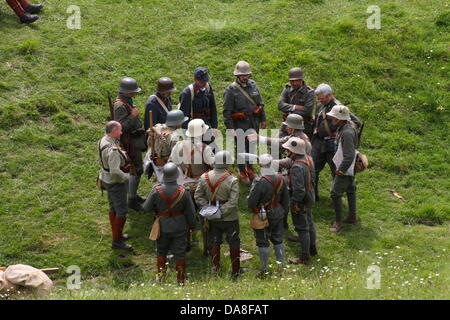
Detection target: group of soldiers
<box><xmin>98</xmin><ymin>61</ymin><xmax>363</xmax><ymax>284</ymax></box>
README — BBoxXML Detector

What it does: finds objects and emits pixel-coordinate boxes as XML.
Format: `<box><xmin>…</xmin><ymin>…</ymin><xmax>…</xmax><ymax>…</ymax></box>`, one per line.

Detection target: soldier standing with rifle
<box><xmin>278</xmin><ymin>67</ymin><xmax>315</xmax><ymax>140</ymax></box>
<box><xmin>247</xmin><ymin>154</ymin><xmax>290</xmax><ymax>278</ymax></box>
<box><xmin>195</xmin><ymin>151</ymin><xmax>247</xmax><ymax>279</ymax></box>
<box><xmin>112</xmin><ymin>77</ymin><xmax>146</xmax><ymax>212</ymax></box>
<box><xmin>98</xmin><ymin>121</ymin><xmax>133</xmax><ymax>251</ymax></box>
<box><xmin>223</xmin><ymin>61</ymin><xmax>267</xmax><ymax>184</ymax></box>
<box><xmin>282</xmin><ymin>137</ymin><xmax>317</xmax><ymax>265</ymax></box>
<box><xmin>312</xmin><ymin>84</ymin><xmax>361</xmax><ymax>201</ymax></box>
<box><xmin>144</xmin><ymin>163</ymin><xmax>196</xmax><ymax>285</ymax></box>
<box><xmin>144</xmin><ymin>77</ymin><xmax>176</xmax><ymax>130</ymax></box>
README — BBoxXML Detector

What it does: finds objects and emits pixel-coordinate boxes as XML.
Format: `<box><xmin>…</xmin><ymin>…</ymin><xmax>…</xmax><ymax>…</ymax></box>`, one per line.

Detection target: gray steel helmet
<box><xmin>166</xmin><ymin>110</ymin><xmax>188</xmax><ymax>127</ymax></box>
<box><xmin>157</xmin><ymin>77</ymin><xmax>176</xmax><ymax>93</ymax></box>
<box><xmin>233</xmin><ymin>61</ymin><xmax>252</xmax><ymax>76</ymax></box>
<box><xmin>119</xmin><ymin>77</ymin><xmax>141</xmax><ymax>94</ymax></box>
<box><xmin>284</xmin><ymin>113</ymin><xmax>305</xmax><ymax>130</ymax></box>
<box><xmin>288</xmin><ymin>67</ymin><xmax>304</xmax><ymax>81</ymax></box>
<box><xmin>162</xmin><ymin>162</ymin><xmax>179</xmax><ymax>183</ymax></box>
<box><xmin>259</xmin><ymin>153</ymin><xmax>273</xmax><ymax>168</ymax></box>
<box><xmin>214</xmin><ymin>150</ymin><xmax>233</xmax><ymax>169</ymax></box>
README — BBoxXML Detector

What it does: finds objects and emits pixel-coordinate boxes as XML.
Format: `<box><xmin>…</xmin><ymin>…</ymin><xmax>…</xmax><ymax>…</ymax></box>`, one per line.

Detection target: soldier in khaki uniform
<box><xmin>146</xmin><ymin>110</ymin><xmax>187</xmax><ymax>179</ymax></box>
<box><xmin>278</xmin><ymin>67</ymin><xmax>315</xmax><ymax>140</ymax></box>
<box><xmin>113</xmin><ymin>77</ymin><xmax>146</xmax><ymax>211</ymax></box>
<box><xmin>143</xmin><ymin>163</ymin><xmax>197</xmax><ymax>285</ymax></box>
<box><xmin>98</xmin><ymin>121</ymin><xmax>133</xmax><ymax>251</ymax></box>
<box><xmin>282</xmin><ymin>137</ymin><xmax>317</xmax><ymax>265</ymax></box>
<box><xmin>247</xmin><ymin>154</ymin><xmax>290</xmax><ymax>278</ymax></box>
<box><xmin>223</xmin><ymin>61</ymin><xmax>267</xmax><ymax>184</ymax></box>
<box><xmin>194</xmin><ymin>151</ymin><xmax>246</xmax><ymax>278</ymax></box>
<box><xmin>326</xmin><ymin>105</ymin><xmax>359</xmax><ymax>233</ymax></box>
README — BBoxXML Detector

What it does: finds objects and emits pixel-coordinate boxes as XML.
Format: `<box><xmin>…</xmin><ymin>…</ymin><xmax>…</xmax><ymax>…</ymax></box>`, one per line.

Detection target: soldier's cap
<box><xmin>327</xmin><ymin>104</ymin><xmax>351</xmax><ymax>121</ymax></box>
<box><xmin>282</xmin><ymin>137</ymin><xmax>306</xmax><ymax>155</ymax></box>
<box><xmin>194</xmin><ymin>67</ymin><xmax>209</xmax><ymax>82</ymax></box>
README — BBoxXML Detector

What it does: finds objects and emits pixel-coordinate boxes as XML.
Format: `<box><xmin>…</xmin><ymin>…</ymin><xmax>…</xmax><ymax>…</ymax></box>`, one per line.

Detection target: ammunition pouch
<box><xmin>231</xmin><ymin>112</ymin><xmax>248</xmax><ymax>120</ymax></box>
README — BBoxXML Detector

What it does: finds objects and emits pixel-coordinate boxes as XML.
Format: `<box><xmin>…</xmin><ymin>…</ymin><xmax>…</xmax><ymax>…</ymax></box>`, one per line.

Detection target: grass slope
<box><xmin>0</xmin><ymin>0</ymin><xmax>449</xmax><ymax>299</ymax></box>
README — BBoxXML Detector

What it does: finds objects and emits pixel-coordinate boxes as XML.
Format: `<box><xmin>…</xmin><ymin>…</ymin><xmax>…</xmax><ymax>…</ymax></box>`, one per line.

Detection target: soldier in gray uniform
<box><xmin>278</xmin><ymin>67</ymin><xmax>315</xmax><ymax>140</ymax></box>
<box><xmin>194</xmin><ymin>151</ymin><xmax>246</xmax><ymax>278</ymax></box>
<box><xmin>98</xmin><ymin>121</ymin><xmax>133</xmax><ymax>251</ymax></box>
<box><xmin>247</xmin><ymin>154</ymin><xmax>290</xmax><ymax>278</ymax></box>
<box><xmin>143</xmin><ymin>163</ymin><xmax>197</xmax><ymax>284</ymax></box>
<box><xmin>113</xmin><ymin>77</ymin><xmax>146</xmax><ymax>211</ymax></box>
<box><xmin>223</xmin><ymin>61</ymin><xmax>267</xmax><ymax>184</ymax></box>
<box><xmin>326</xmin><ymin>105</ymin><xmax>359</xmax><ymax>233</ymax></box>
<box><xmin>282</xmin><ymin>137</ymin><xmax>317</xmax><ymax>265</ymax></box>
<box><xmin>312</xmin><ymin>84</ymin><xmax>361</xmax><ymax>201</ymax></box>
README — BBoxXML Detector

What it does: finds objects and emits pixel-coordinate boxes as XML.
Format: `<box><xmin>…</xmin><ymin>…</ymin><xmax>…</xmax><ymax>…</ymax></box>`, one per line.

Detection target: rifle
<box><xmin>108</xmin><ymin>94</ymin><xmax>114</xmax><ymax>120</ymax></box>
<box><xmin>149</xmin><ymin>110</ymin><xmax>156</xmax><ymax>160</ymax></box>
<box><xmin>357</xmin><ymin>122</ymin><xmax>365</xmax><ymax>148</ymax></box>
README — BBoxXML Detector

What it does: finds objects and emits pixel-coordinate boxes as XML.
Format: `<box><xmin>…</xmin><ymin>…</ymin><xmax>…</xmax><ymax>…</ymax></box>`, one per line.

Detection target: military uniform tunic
<box><xmin>194</xmin><ymin>168</ymin><xmax>240</xmax><ymax>248</ymax></box>
<box><xmin>143</xmin><ymin>182</ymin><xmax>196</xmax><ymax>260</ymax></box>
<box><xmin>247</xmin><ymin>173</ymin><xmax>290</xmax><ymax>247</ymax></box>
<box><xmin>98</xmin><ymin>135</ymin><xmax>130</xmax><ymax>218</ymax></box>
<box><xmin>113</xmin><ymin>95</ymin><xmax>145</xmax><ymax>176</ymax></box>
<box><xmin>180</xmin><ymin>83</ymin><xmax>218</xmax><ymax>129</ymax></box>
<box><xmin>144</xmin><ymin>92</ymin><xmax>173</xmax><ymax>130</ymax></box>
<box><xmin>278</xmin><ymin>83</ymin><xmax>315</xmax><ymax>137</ymax></box>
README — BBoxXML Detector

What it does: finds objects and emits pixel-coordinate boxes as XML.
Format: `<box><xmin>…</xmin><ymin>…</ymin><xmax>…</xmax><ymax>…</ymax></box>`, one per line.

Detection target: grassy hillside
<box><xmin>0</xmin><ymin>0</ymin><xmax>449</xmax><ymax>299</ymax></box>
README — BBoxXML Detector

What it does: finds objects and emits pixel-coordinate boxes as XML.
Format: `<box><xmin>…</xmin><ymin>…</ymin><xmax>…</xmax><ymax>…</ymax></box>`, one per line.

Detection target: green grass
<box><xmin>0</xmin><ymin>0</ymin><xmax>449</xmax><ymax>300</ymax></box>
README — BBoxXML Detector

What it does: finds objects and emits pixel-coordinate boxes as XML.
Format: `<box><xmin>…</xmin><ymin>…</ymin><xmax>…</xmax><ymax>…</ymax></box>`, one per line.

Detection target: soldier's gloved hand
<box><xmin>261</xmin><ymin>121</ymin><xmax>267</xmax><ymax>129</ymax></box>
<box><xmin>131</xmin><ymin>108</ymin><xmax>140</xmax><ymax>117</ymax></box>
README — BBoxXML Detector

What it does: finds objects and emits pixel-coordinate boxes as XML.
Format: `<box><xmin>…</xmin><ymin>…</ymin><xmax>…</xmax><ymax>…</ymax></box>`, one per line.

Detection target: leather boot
<box><xmin>239</xmin><ymin>171</ymin><xmax>250</xmax><ymax>184</ymax></box>
<box><xmin>21</xmin><ymin>1</ymin><xmax>44</xmax><ymax>14</ymax></box>
<box><xmin>300</xmin><ymin>252</ymin><xmax>311</xmax><ymax>265</ymax></box>
<box><xmin>111</xmin><ymin>217</ymin><xmax>133</xmax><ymax>251</ymax></box>
<box><xmin>230</xmin><ymin>248</ymin><xmax>248</xmax><ymax>278</ymax></box>
<box><xmin>109</xmin><ymin>211</ymin><xmax>130</xmax><ymax>241</ymax></box>
<box><xmin>176</xmin><ymin>260</ymin><xmax>186</xmax><ymax>285</ymax></box>
<box><xmin>310</xmin><ymin>245</ymin><xmax>318</xmax><ymax>257</ymax></box>
<box><xmin>210</xmin><ymin>245</ymin><xmax>221</xmax><ymax>273</ymax></box>
<box><xmin>156</xmin><ymin>256</ymin><xmax>167</xmax><ymax>282</ymax></box>
<box><xmin>329</xmin><ymin>221</ymin><xmax>343</xmax><ymax>233</ymax></box>
<box><xmin>345</xmin><ymin>192</ymin><xmax>357</xmax><ymax>223</ymax></box>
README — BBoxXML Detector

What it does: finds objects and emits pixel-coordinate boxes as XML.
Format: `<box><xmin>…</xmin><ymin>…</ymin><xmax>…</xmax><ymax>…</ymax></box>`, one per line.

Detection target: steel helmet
<box><xmin>186</xmin><ymin>118</ymin><xmax>209</xmax><ymax>138</ymax></box>
<box><xmin>284</xmin><ymin>113</ymin><xmax>305</xmax><ymax>130</ymax></box>
<box><xmin>282</xmin><ymin>137</ymin><xmax>306</xmax><ymax>155</ymax></box>
<box><xmin>166</xmin><ymin>110</ymin><xmax>188</xmax><ymax>127</ymax></box>
<box><xmin>288</xmin><ymin>67</ymin><xmax>304</xmax><ymax>81</ymax></box>
<box><xmin>233</xmin><ymin>61</ymin><xmax>252</xmax><ymax>76</ymax></box>
<box><xmin>162</xmin><ymin>162</ymin><xmax>179</xmax><ymax>183</ymax></box>
<box><xmin>214</xmin><ymin>150</ymin><xmax>233</xmax><ymax>169</ymax></box>
<box><xmin>327</xmin><ymin>105</ymin><xmax>351</xmax><ymax>121</ymax></box>
<box><xmin>157</xmin><ymin>77</ymin><xmax>176</xmax><ymax>93</ymax></box>
<box><xmin>118</xmin><ymin>77</ymin><xmax>141</xmax><ymax>94</ymax></box>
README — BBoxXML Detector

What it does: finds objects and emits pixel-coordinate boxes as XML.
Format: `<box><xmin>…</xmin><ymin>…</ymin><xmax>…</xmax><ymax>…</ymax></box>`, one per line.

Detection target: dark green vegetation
<box><xmin>0</xmin><ymin>0</ymin><xmax>448</xmax><ymax>299</ymax></box>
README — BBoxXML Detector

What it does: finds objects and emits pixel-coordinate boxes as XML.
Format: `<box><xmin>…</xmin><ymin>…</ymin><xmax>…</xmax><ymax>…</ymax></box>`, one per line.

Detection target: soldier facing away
<box><xmin>247</xmin><ymin>154</ymin><xmax>290</xmax><ymax>278</ymax></box>
<box><xmin>98</xmin><ymin>121</ymin><xmax>133</xmax><ymax>251</ymax></box>
<box><xmin>282</xmin><ymin>137</ymin><xmax>317</xmax><ymax>265</ymax></box>
<box><xmin>113</xmin><ymin>77</ymin><xmax>146</xmax><ymax>211</ymax></box>
<box><xmin>326</xmin><ymin>105</ymin><xmax>359</xmax><ymax>233</ymax></box>
<box><xmin>278</xmin><ymin>67</ymin><xmax>315</xmax><ymax>140</ymax></box>
<box><xmin>312</xmin><ymin>84</ymin><xmax>361</xmax><ymax>201</ymax></box>
<box><xmin>194</xmin><ymin>151</ymin><xmax>247</xmax><ymax>278</ymax></box>
<box><xmin>143</xmin><ymin>163</ymin><xmax>196</xmax><ymax>285</ymax></box>
<box><xmin>223</xmin><ymin>61</ymin><xmax>267</xmax><ymax>184</ymax></box>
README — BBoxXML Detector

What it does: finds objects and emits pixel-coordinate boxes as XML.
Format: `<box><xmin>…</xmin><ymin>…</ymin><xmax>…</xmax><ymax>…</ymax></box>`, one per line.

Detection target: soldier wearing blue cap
<box><xmin>179</xmin><ymin>67</ymin><xmax>218</xmax><ymax>131</ymax></box>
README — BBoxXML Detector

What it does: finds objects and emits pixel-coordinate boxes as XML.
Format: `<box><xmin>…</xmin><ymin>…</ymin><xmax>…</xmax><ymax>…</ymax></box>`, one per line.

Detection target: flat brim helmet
<box><xmin>162</xmin><ymin>162</ymin><xmax>179</xmax><ymax>183</ymax></box>
<box><xmin>119</xmin><ymin>77</ymin><xmax>141</xmax><ymax>94</ymax></box>
<box><xmin>186</xmin><ymin>118</ymin><xmax>209</xmax><ymax>137</ymax></box>
<box><xmin>288</xmin><ymin>67</ymin><xmax>304</xmax><ymax>81</ymax></box>
<box><xmin>233</xmin><ymin>61</ymin><xmax>252</xmax><ymax>76</ymax></box>
<box><xmin>327</xmin><ymin>104</ymin><xmax>351</xmax><ymax>121</ymax></box>
<box><xmin>283</xmin><ymin>113</ymin><xmax>305</xmax><ymax>130</ymax></box>
<box><xmin>166</xmin><ymin>109</ymin><xmax>188</xmax><ymax>127</ymax></box>
<box><xmin>214</xmin><ymin>150</ymin><xmax>233</xmax><ymax>169</ymax></box>
<box><xmin>157</xmin><ymin>77</ymin><xmax>176</xmax><ymax>93</ymax></box>
<box><xmin>282</xmin><ymin>137</ymin><xmax>306</xmax><ymax>155</ymax></box>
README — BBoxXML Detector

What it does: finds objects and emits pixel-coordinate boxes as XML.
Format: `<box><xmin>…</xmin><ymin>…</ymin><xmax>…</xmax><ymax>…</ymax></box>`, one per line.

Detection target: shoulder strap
<box><xmin>205</xmin><ymin>172</ymin><xmax>231</xmax><ymax>202</ymax></box>
<box><xmin>114</xmin><ymin>98</ymin><xmax>133</xmax><ymax>115</ymax></box>
<box><xmin>188</xmin><ymin>84</ymin><xmax>195</xmax><ymax>119</ymax></box>
<box><xmin>155</xmin><ymin>185</ymin><xmax>186</xmax><ymax>215</ymax></box>
<box><xmin>232</xmin><ymin>82</ymin><xmax>257</xmax><ymax>106</ymax></box>
<box><xmin>262</xmin><ymin>174</ymin><xmax>284</xmax><ymax>206</ymax></box>
<box><xmin>151</xmin><ymin>95</ymin><xmax>170</xmax><ymax>114</ymax></box>
<box><xmin>321</xmin><ymin>109</ymin><xmax>333</xmax><ymax>137</ymax></box>
<box><xmin>294</xmin><ymin>158</ymin><xmax>314</xmax><ymax>191</ymax></box>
